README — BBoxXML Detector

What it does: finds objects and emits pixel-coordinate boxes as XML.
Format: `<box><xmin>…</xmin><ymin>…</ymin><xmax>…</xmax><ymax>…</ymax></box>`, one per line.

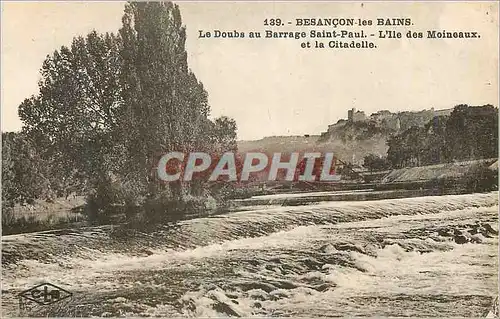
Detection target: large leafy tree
<box><xmin>118</xmin><ymin>2</ymin><xmax>224</xmax><ymax>200</ymax></box>
<box><xmin>18</xmin><ymin>31</ymin><xmax>123</xmax><ymax>190</ymax></box>
<box><xmin>387</xmin><ymin>105</ymin><xmax>498</xmax><ymax>168</ymax></box>
<box><xmin>445</xmin><ymin>104</ymin><xmax>498</xmax><ymax>161</ymax></box>
<box><xmin>13</xmin><ymin>1</ymin><xmax>238</xmax><ymax>216</ymax></box>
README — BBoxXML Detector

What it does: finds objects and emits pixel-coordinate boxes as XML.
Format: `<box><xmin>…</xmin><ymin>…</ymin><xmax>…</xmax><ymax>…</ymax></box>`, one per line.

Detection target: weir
<box><xmin>2</xmin><ymin>192</ymin><xmax>498</xmax><ymax>317</ymax></box>
<box><xmin>1</xmin><ymin>192</ymin><xmax>497</xmax><ymax>317</ymax></box>
<box><xmin>2</xmin><ymin>192</ymin><xmax>497</xmax><ymax>266</ymax></box>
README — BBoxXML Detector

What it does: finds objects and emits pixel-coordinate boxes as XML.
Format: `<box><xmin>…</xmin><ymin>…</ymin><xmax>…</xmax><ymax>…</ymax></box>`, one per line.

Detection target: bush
<box><xmin>462</xmin><ymin>165</ymin><xmax>498</xmax><ymax>192</ymax></box>
<box><xmin>85</xmin><ymin>177</ymin><xmax>145</xmax><ymax>223</ymax></box>
<box><xmin>143</xmin><ymin>191</ymin><xmax>216</xmax><ymax>223</ymax></box>
<box><xmin>363</xmin><ymin>153</ymin><xmax>391</xmax><ymax>171</ymax></box>
<box><xmin>85</xmin><ymin>177</ymin><xmax>225</xmax><ymax>226</ymax></box>
<box><xmin>2</xmin><ymin>206</ymin><xmax>16</xmax><ymax>227</ymax></box>
<box><xmin>210</xmin><ymin>183</ymin><xmax>254</xmax><ymax>200</ymax></box>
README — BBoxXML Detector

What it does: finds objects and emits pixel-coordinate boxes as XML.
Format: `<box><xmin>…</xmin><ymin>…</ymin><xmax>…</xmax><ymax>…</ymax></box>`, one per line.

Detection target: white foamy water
<box><xmin>2</xmin><ymin>192</ymin><xmax>498</xmax><ymax>317</ymax></box>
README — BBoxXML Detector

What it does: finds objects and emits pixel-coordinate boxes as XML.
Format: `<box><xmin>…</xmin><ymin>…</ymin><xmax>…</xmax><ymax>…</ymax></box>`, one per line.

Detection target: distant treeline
<box><xmin>2</xmin><ymin>2</ymin><xmax>237</xmax><ymax>222</ymax></box>
<box><xmin>387</xmin><ymin>104</ymin><xmax>498</xmax><ymax>167</ymax></box>
<box><xmin>363</xmin><ymin>104</ymin><xmax>498</xmax><ymax>170</ymax></box>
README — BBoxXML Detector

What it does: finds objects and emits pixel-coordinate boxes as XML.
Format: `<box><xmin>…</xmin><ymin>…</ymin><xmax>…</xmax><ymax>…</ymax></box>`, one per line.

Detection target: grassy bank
<box><xmin>2</xmin><ymin>197</ymin><xmax>86</xmax><ymax>235</ymax></box>
<box><xmin>1</xmin><ymin>190</ymin><xmax>235</xmax><ymax>235</ymax></box>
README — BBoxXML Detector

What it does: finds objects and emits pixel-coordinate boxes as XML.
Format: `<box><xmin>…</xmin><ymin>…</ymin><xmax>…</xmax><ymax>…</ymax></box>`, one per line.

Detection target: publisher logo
<box><xmin>18</xmin><ymin>283</ymin><xmax>72</xmax><ymax>306</ymax></box>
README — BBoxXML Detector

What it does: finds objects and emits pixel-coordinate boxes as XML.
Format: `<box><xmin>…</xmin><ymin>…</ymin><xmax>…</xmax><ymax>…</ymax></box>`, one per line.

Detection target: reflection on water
<box><xmin>2</xmin><ymin>192</ymin><xmax>498</xmax><ymax>317</ymax></box>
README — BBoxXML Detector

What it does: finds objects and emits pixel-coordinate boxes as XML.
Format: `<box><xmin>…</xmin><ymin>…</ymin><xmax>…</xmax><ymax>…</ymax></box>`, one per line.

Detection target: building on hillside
<box><xmin>432</xmin><ymin>107</ymin><xmax>454</xmax><ymax>117</ymax></box>
<box><xmin>347</xmin><ymin>108</ymin><xmax>367</xmax><ymax>122</ymax></box>
<box><xmin>323</xmin><ymin>107</ymin><xmax>454</xmax><ymax>137</ymax></box>
<box><xmin>370</xmin><ymin>110</ymin><xmax>392</xmax><ymax>122</ymax></box>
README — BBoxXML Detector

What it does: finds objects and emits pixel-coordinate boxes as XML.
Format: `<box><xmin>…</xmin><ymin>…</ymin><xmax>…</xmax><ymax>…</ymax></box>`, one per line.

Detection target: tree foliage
<box><xmin>2</xmin><ymin>132</ymin><xmax>48</xmax><ymax>206</ymax></box>
<box><xmin>387</xmin><ymin>105</ymin><xmax>498</xmax><ymax>168</ymax></box>
<box><xmin>445</xmin><ymin>104</ymin><xmax>498</xmax><ymax>161</ymax></box>
<box><xmin>18</xmin><ymin>31</ymin><xmax>123</xmax><ymax>190</ymax></box>
<box><xmin>363</xmin><ymin>154</ymin><xmax>391</xmax><ymax>171</ymax></box>
<box><xmin>8</xmin><ymin>1</ymin><xmax>238</xmax><ymax>221</ymax></box>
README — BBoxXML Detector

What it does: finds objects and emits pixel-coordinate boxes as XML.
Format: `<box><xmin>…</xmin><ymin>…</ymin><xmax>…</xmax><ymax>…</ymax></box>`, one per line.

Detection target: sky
<box><xmin>1</xmin><ymin>1</ymin><xmax>498</xmax><ymax>140</ymax></box>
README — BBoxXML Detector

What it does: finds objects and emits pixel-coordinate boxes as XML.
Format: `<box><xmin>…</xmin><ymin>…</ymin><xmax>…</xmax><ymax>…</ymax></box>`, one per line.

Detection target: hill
<box><xmin>238</xmin><ymin>107</ymin><xmax>454</xmax><ymax>165</ymax></box>
<box><xmin>237</xmin><ymin>134</ymin><xmax>388</xmax><ymax>165</ymax></box>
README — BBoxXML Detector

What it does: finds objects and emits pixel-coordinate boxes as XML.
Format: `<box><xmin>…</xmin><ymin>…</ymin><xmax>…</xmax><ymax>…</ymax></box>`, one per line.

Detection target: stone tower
<box><xmin>348</xmin><ymin>108</ymin><xmax>355</xmax><ymax>121</ymax></box>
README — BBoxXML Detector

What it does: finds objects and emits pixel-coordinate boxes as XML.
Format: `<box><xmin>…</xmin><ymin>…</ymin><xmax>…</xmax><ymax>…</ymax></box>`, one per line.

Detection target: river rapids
<box><xmin>2</xmin><ymin>191</ymin><xmax>498</xmax><ymax>317</ymax></box>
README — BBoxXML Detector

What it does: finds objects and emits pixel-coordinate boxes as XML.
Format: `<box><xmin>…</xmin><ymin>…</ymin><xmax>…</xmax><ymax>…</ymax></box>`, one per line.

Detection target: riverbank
<box><xmin>1</xmin><ymin>186</ymin><xmax>493</xmax><ymax>236</ymax></box>
<box><xmin>1</xmin><ymin>197</ymin><xmax>86</xmax><ymax>235</ymax></box>
<box><xmin>2</xmin><ymin>159</ymin><xmax>497</xmax><ymax>236</ymax></box>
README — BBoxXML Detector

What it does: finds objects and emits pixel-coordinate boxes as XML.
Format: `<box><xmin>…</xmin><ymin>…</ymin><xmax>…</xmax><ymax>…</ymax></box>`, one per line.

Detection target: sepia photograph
<box><xmin>1</xmin><ymin>1</ymin><xmax>499</xmax><ymax>317</ymax></box>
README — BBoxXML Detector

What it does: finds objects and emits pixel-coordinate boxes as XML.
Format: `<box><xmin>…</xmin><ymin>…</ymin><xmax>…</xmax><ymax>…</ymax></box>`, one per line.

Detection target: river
<box><xmin>2</xmin><ymin>191</ymin><xmax>498</xmax><ymax>317</ymax></box>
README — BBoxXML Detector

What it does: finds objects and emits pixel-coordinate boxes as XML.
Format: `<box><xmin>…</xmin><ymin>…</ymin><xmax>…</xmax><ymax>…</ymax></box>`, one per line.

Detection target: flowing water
<box><xmin>2</xmin><ymin>191</ymin><xmax>498</xmax><ymax>317</ymax></box>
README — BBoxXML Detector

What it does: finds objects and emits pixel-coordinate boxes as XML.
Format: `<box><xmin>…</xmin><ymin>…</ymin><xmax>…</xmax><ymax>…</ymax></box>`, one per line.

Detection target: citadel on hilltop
<box><xmin>327</xmin><ymin>107</ymin><xmax>454</xmax><ymax>134</ymax></box>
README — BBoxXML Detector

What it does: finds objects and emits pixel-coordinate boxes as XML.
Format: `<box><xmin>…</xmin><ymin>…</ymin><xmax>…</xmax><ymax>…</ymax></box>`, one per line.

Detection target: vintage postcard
<box><xmin>1</xmin><ymin>1</ymin><xmax>498</xmax><ymax>317</ymax></box>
